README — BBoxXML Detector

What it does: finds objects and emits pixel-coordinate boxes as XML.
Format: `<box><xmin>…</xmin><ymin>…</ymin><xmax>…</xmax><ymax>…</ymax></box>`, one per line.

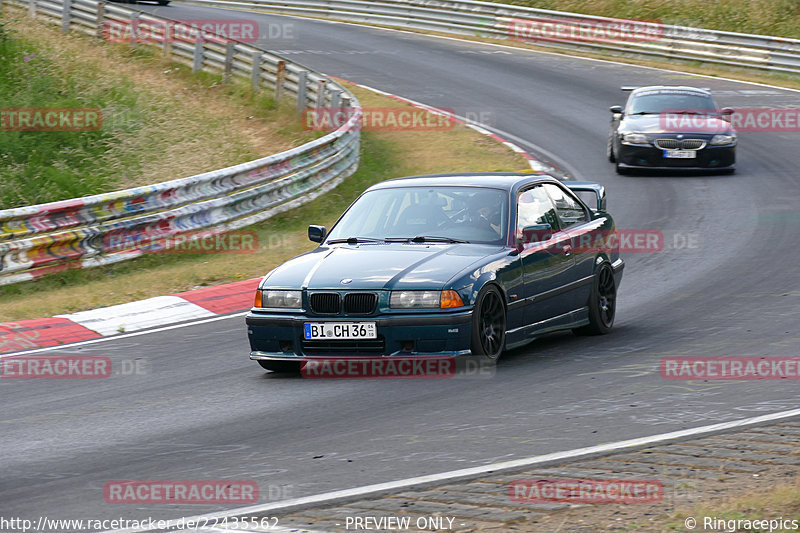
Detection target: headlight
<box><xmin>621</xmin><ymin>133</ymin><xmax>649</xmax><ymax>145</ymax></box>
<box><xmin>258</xmin><ymin>289</ymin><xmax>302</xmax><ymax>308</ymax></box>
<box><xmin>390</xmin><ymin>290</ymin><xmax>464</xmax><ymax>309</ymax></box>
<box><xmin>710</xmin><ymin>134</ymin><xmax>736</xmax><ymax>145</ymax></box>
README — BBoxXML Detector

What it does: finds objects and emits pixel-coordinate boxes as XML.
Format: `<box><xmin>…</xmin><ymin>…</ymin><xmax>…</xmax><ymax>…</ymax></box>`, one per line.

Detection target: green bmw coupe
<box><xmin>246</xmin><ymin>172</ymin><xmax>624</xmax><ymax>372</ymax></box>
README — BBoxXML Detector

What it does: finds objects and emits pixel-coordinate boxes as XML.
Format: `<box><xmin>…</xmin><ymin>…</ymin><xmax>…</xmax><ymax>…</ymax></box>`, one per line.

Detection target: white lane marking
<box><xmin>104</xmin><ymin>407</ymin><xmax>800</xmax><ymax>533</ymax></box>
<box><xmin>0</xmin><ymin>312</ymin><xmax>248</xmax><ymax>359</ymax></box>
<box><xmin>55</xmin><ymin>296</ymin><xmax>216</xmax><ymax>336</ymax></box>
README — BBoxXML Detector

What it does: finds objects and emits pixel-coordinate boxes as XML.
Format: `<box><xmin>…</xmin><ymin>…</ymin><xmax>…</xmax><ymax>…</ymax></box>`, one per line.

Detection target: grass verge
<box><xmin>661</xmin><ymin>476</ymin><xmax>800</xmax><ymax>532</ymax></box>
<box><xmin>482</xmin><ymin>0</ymin><xmax>800</xmax><ymax>40</ymax></box>
<box><xmin>0</xmin><ymin>13</ymin><xmax>313</xmax><ymax>208</ymax></box>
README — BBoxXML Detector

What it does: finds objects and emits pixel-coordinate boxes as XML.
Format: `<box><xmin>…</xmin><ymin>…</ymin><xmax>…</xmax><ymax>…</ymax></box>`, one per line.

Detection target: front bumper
<box><xmin>618</xmin><ymin>144</ymin><xmax>735</xmax><ymax>170</ymax></box>
<box><xmin>246</xmin><ymin>310</ymin><xmax>473</xmax><ymax>360</ymax></box>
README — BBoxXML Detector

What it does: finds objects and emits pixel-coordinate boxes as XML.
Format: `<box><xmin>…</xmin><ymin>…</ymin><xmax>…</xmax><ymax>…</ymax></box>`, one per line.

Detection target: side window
<box><xmin>517</xmin><ymin>186</ymin><xmax>559</xmax><ymax>231</ymax></box>
<box><xmin>543</xmin><ymin>184</ymin><xmax>588</xmax><ymax>228</ymax></box>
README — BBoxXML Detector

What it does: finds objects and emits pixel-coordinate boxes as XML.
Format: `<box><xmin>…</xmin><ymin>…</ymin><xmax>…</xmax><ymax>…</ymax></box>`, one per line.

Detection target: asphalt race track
<box><xmin>3</xmin><ymin>5</ymin><xmax>800</xmax><ymax>524</ymax></box>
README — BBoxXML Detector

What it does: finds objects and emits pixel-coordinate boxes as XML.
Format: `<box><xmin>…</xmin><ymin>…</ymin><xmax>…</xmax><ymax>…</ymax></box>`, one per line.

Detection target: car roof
<box><xmin>629</xmin><ymin>85</ymin><xmax>711</xmax><ymax>96</ymax></box>
<box><xmin>366</xmin><ymin>172</ymin><xmax>561</xmax><ymax>191</ymax></box>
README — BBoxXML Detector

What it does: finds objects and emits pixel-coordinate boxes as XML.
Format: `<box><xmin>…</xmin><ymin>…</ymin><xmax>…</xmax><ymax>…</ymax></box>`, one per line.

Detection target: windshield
<box><xmin>326</xmin><ymin>186</ymin><xmax>508</xmax><ymax>244</ymax></box>
<box><xmin>628</xmin><ymin>92</ymin><xmax>717</xmax><ymax>114</ymax></box>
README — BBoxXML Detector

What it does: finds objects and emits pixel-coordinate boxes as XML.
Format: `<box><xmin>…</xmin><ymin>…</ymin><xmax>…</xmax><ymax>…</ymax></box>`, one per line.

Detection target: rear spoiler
<box><xmin>621</xmin><ymin>86</ymin><xmax>710</xmax><ymax>92</ymax></box>
<box><xmin>565</xmin><ymin>181</ymin><xmax>606</xmax><ymax>212</ymax></box>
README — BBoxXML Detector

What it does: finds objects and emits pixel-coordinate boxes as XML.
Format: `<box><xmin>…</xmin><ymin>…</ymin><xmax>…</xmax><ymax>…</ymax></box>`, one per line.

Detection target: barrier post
<box><xmin>251</xmin><ymin>51</ymin><xmax>262</xmax><ymax>92</ymax></box>
<box><xmin>223</xmin><ymin>42</ymin><xmax>235</xmax><ymax>83</ymax></box>
<box><xmin>275</xmin><ymin>60</ymin><xmax>286</xmax><ymax>101</ymax></box>
<box><xmin>61</xmin><ymin>0</ymin><xmax>71</xmax><ymax>32</ymax></box>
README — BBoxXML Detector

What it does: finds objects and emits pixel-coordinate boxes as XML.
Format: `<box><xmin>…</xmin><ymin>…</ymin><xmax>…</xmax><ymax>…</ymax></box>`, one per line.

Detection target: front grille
<box><xmin>309</xmin><ymin>292</ymin><xmax>341</xmax><ymax>314</ymax></box>
<box><xmin>681</xmin><ymin>139</ymin><xmax>706</xmax><ymax>149</ymax></box>
<box><xmin>344</xmin><ymin>293</ymin><xmax>378</xmax><ymax>314</ymax></box>
<box><xmin>655</xmin><ymin>138</ymin><xmax>679</xmax><ymax>149</ymax></box>
<box><xmin>655</xmin><ymin>138</ymin><xmax>706</xmax><ymax>150</ymax></box>
<box><xmin>302</xmin><ymin>338</ymin><xmax>385</xmax><ymax>354</ymax></box>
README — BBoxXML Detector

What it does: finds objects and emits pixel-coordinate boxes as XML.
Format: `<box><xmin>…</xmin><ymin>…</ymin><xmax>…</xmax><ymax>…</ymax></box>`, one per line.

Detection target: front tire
<box><xmin>607</xmin><ymin>137</ymin><xmax>616</xmax><ymax>162</ymax></box>
<box><xmin>470</xmin><ymin>285</ymin><xmax>506</xmax><ymax>363</ymax></box>
<box><xmin>574</xmin><ymin>263</ymin><xmax>616</xmax><ymax>335</ymax></box>
<box><xmin>258</xmin><ymin>360</ymin><xmax>300</xmax><ymax>373</ymax></box>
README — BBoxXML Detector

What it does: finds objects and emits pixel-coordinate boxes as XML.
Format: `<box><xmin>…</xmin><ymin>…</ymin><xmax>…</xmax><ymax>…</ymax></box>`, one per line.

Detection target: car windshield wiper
<box><xmin>385</xmin><ymin>236</ymin><xmax>469</xmax><ymax>244</ymax></box>
<box><xmin>629</xmin><ymin>111</ymin><xmax>660</xmax><ymax>115</ymax></box>
<box><xmin>327</xmin><ymin>237</ymin><xmax>385</xmax><ymax>244</ymax></box>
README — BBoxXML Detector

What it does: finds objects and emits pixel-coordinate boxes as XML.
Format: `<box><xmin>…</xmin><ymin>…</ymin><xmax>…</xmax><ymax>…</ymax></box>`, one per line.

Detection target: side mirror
<box><xmin>516</xmin><ymin>223</ymin><xmax>552</xmax><ymax>249</ymax></box>
<box><xmin>594</xmin><ymin>190</ymin><xmax>607</xmax><ymax>212</ymax></box>
<box><xmin>308</xmin><ymin>225</ymin><xmax>326</xmax><ymax>243</ymax></box>
<box><xmin>720</xmin><ymin>107</ymin><xmax>734</xmax><ymax>122</ymax></box>
<box><xmin>609</xmin><ymin>105</ymin><xmax>623</xmax><ymax>115</ymax></box>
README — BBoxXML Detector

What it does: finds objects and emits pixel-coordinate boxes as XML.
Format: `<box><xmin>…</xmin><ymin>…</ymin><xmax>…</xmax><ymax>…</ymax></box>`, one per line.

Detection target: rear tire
<box><xmin>470</xmin><ymin>285</ymin><xmax>506</xmax><ymax>363</ymax></box>
<box><xmin>574</xmin><ymin>263</ymin><xmax>616</xmax><ymax>336</ymax></box>
<box><xmin>258</xmin><ymin>360</ymin><xmax>300</xmax><ymax>373</ymax></box>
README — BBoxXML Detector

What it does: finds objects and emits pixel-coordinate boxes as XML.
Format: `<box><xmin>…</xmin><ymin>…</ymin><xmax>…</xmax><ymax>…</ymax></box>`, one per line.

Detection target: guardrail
<box><xmin>0</xmin><ymin>0</ymin><xmax>362</xmax><ymax>285</ymax></box>
<box><xmin>177</xmin><ymin>0</ymin><xmax>800</xmax><ymax>74</ymax></box>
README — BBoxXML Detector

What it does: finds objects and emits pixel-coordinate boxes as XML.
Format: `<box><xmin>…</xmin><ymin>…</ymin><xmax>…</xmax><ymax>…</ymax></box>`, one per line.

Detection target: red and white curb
<box><xmin>0</xmin><ymin>278</ymin><xmax>260</xmax><ymax>355</ymax></box>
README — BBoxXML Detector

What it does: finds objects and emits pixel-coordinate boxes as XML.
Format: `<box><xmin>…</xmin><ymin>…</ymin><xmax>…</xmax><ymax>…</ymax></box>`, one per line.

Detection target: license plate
<box><xmin>663</xmin><ymin>149</ymin><xmax>696</xmax><ymax>159</ymax></box>
<box><xmin>304</xmin><ymin>322</ymin><xmax>377</xmax><ymax>340</ymax></box>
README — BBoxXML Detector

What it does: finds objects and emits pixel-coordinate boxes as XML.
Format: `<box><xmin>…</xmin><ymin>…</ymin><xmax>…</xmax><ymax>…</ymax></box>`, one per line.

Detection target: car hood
<box><xmin>263</xmin><ymin>243</ymin><xmax>501</xmax><ymax>290</ymax></box>
<box><xmin>622</xmin><ymin>114</ymin><xmax>734</xmax><ymax>135</ymax></box>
